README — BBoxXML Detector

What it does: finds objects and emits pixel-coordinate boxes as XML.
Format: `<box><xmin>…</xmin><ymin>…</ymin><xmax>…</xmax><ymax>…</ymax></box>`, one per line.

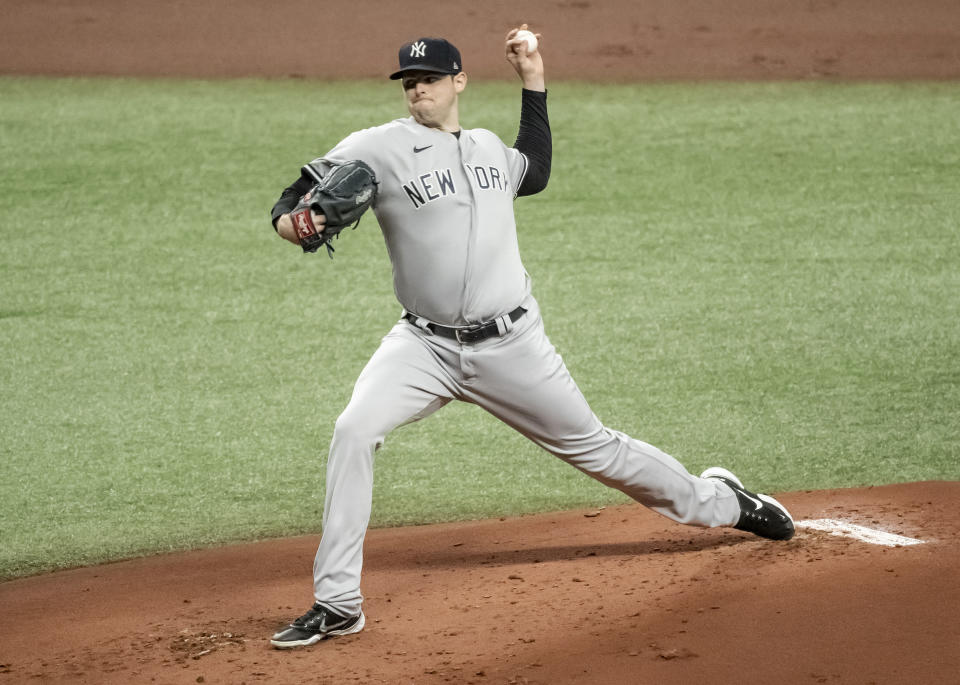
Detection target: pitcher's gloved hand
<box><xmin>290</xmin><ymin>160</ymin><xmax>378</xmax><ymax>257</ymax></box>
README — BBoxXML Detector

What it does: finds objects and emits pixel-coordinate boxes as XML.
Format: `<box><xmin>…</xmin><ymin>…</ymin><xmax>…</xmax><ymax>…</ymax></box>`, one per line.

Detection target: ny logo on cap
<box><xmin>411</xmin><ymin>41</ymin><xmax>427</xmax><ymax>58</ymax></box>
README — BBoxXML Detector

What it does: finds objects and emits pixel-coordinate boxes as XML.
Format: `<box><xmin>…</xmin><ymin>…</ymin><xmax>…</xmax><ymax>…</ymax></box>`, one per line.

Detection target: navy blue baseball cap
<box><xmin>389</xmin><ymin>37</ymin><xmax>463</xmax><ymax>80</ymax></box>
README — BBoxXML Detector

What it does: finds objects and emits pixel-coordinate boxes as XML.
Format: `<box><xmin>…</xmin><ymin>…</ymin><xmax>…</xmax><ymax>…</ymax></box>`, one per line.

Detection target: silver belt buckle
<box><xmin>455</xmin><ymin>324</ymin><xmax>482</xmax><ymax>344</ymax></box>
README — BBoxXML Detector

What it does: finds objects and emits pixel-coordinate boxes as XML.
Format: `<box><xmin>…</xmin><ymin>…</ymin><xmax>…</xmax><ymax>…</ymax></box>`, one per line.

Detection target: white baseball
<box><xmin>515</xmin><ymin>29</ymin><xmax>538</xmax><ymax>54</ymax></box>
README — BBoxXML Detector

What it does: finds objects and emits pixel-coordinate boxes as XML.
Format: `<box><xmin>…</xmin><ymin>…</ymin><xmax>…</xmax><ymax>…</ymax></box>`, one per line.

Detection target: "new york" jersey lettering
<box><xmin>402</xmin><ymin>165</ymin><xmax>512</xmax><ymax>209</ymax></box>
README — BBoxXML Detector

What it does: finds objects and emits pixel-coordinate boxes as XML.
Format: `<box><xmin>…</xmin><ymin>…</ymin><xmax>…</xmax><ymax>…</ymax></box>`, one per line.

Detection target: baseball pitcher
<box><xmin>267</xmin><ymin>26</ymin><xmax>795</xmax><ymax>649</ymax></box>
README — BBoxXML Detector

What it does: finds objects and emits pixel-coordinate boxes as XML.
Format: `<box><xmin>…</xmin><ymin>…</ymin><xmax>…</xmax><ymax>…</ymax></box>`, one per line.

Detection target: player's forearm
<box><xmin>274</xmin><ymin>213</ymin><xmax>300</xmax><ymax>244</ymax></box>
<box><xmin>515</xmin><ymin>89</ymin><xmax>552</xmax><ymax>196</ymax></box>
<box><xmin>271</xmin><ymin>175</ymin><xmax>314</xmax><ymax>243</ymax></box>
<box><xmin>520</xmin><ymin>72</ymin><xmax>545</xmax><ymax>92</ymax></box>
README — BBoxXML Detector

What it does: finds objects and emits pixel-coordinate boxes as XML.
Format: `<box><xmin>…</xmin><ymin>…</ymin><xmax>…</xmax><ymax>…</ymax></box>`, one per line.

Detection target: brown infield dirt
<box><xmin>1</xmin><ymin>484</ymin><xmax>959</xmax><ymax>684</ymax></box>
<box><xmin>3</xmin><ymin>1</ymin><xmax>960</xmax><ymax>683</ymax></box>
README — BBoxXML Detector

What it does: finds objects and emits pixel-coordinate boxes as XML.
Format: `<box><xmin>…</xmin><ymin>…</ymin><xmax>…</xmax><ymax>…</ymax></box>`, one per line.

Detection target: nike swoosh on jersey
<box><xmin>413</xmin><ymin>145</ymin><xmax>433</xmax><ymax>153</ymax></box>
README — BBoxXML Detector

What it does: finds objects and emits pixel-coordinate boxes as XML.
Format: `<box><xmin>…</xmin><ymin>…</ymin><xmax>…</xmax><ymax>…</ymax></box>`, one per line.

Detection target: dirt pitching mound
<box><xmin>1</xmin><ymin>482</ymin><xmax>958</xmax><ymax>684</ymax></box>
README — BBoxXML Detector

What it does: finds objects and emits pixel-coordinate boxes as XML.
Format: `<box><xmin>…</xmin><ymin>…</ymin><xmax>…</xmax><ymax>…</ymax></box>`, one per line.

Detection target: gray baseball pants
<box><xmin>312</xmin><ymin>295</ymin><xmax>740</xmax><ymax>616</ymax></box>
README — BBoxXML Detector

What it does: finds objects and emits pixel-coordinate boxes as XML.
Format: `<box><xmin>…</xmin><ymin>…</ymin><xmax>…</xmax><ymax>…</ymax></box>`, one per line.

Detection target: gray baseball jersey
<box><xmin>312</xmin><ymin>117</ymin><xmax>530</xmax><ymax>326</ymax></box>
<box><xmin>297</xmin><ymin>113</ymin><xmax>741</xmax><ymax>618</ymax></box>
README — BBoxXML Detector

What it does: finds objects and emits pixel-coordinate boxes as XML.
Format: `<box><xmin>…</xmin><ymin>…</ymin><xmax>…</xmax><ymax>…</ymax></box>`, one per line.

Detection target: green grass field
<box><xmin>1</xmin><ymin>77</ymin><xmax>958</xmax><ymax>579</ymax></box>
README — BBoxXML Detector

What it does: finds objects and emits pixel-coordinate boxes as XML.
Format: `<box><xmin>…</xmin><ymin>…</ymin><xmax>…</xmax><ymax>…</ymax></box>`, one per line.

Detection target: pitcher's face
<box><xmin>402</xmin><ymin>71</ymin><xmax>467</xmax><ymax>130</ymax></box>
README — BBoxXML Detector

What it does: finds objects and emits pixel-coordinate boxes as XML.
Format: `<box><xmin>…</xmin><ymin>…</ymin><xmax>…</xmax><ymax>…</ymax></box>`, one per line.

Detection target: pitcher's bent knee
<box><xmin>332</xmin><ymin>409</ymin><xmax>385</xmax><ymax>454</ymax></box>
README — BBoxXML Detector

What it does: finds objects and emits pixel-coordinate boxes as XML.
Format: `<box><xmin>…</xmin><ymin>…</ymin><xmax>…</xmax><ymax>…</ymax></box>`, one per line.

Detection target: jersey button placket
<box><xmin>459</xmin><ymin>134</ymin><xmax>481</xmax><ymax>322</ymax></box>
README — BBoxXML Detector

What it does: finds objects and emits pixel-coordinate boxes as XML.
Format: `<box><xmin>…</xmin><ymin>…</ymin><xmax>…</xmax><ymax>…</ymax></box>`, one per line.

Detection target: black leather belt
<box><xmin>404</xmin><ymin>306</ymin><xmax>527</xmax><ymax>344</ymax></box>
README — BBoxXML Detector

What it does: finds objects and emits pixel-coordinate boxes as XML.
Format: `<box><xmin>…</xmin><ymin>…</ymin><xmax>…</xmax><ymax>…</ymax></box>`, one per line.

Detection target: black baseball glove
<box><xmin>290</xmin><ymin>160</ymin><xmax>378</xmax><ymax>257</ymax></box>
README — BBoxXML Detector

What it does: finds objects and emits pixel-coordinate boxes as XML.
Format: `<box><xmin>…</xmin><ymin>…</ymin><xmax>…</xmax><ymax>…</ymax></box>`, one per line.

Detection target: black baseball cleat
<box><xmin>701</xmin><ymin>467</ymin><xmax>795</xmax><ymax>541</ymax></box>
<box><xmin>270</xmin><ymin>603</ymin><xmax>365</xmax><ymax>649</ymax></box>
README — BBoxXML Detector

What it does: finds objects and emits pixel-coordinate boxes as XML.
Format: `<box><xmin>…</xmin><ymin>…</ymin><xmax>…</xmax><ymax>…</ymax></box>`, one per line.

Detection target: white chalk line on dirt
<box><xmin>796</xmin><ymin>519</ymin><xmax>925</xmax><ymax>547</ymax></box>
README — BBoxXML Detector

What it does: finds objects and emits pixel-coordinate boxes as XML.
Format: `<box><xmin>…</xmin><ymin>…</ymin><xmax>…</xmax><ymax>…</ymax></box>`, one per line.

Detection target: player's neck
<box><xmin>435</xmin><ymin>107</ymin><xmax>460</xmax><ymax>134</ymax></box>
<box><xmin>430</xmin><ymin>99</ymin><xmax>460</xmax><ymax>133</ymax></box>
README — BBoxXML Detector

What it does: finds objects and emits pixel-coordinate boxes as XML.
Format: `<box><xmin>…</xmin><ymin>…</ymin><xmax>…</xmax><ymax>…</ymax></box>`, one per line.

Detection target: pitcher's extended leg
<box><xmin>463</xmin><ymin>308</ymin><xmax>740</xmax><ymax>528</ymax></box>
